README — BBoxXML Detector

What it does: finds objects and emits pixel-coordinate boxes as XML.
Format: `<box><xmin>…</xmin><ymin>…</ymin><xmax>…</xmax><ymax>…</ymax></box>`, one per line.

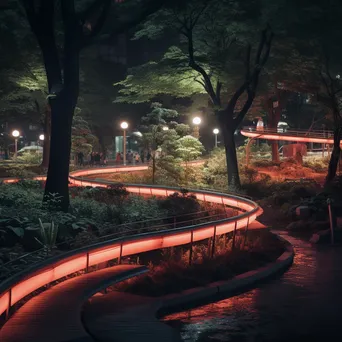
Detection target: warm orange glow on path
<box><xmin>0</xmin><ymin>164</ymin><xmax>262</xmax><ymax>320</ymax></box>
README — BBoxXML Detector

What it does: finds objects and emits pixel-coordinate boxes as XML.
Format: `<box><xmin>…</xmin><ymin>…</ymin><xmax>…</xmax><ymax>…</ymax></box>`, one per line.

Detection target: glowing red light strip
<box><xmin>0</xmin><ymin>166</ymin><xmax>262</xmax><ymax>318</ymax></box>
<box><xmin>241</xmin><ymin>130</ymin><xmax>338</xmax><ymax>145</ymax></box>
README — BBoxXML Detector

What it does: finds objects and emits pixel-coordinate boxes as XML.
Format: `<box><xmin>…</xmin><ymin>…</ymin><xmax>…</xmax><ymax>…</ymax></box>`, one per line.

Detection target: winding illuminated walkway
<box><xmin>241</xmin><ymin>126</ymin><xmax>337</xmax><ymax>145</ymax></box>
<box><xmin>0</xmin><ymin>164</ymin><xmax>265</xmax><ymax>341</ymax></box>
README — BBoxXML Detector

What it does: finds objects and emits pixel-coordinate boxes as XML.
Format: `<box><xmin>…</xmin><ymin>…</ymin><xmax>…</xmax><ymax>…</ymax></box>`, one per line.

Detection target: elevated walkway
<box><xmin>241</xmin><ymin>127</ymin><xmax>337</xmax><ymax>145</ymax></box>
<box><xmin>0</xmin><ymin>265</ymin><xmax>147</xmax><ymax>342</ymax></box>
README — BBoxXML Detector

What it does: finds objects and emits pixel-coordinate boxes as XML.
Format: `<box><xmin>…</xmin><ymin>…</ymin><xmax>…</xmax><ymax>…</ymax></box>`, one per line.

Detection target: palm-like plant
<box><xmin>35</xmin><ymin>218</ymin><xmax>58</xmax><ymax>255</ymax></box>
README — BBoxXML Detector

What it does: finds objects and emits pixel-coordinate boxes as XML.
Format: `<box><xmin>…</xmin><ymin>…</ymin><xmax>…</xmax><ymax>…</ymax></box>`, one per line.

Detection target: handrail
<box><xmin>0</xmin><ymin>210</ymin><xmax>230</xmax><ymax>281</ymax></box>
<box><xmin>241</xmin><ymin>126</ymin><xmax>337</xmax><ymax>145</ymax></box>
<box><xmin>0</xmin><ymin>166</ymin><xmax>262</xmax><ymax>321</ymax></box>
<box><xmin>242</xmin><ymin>126</ymin><xmax>334</xmax><ymax>137</ymax></box>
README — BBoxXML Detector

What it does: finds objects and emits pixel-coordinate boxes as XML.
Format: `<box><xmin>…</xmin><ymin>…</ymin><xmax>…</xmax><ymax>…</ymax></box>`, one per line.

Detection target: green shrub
<box><xmin>303</xmin><ymin>156</ymin><xmax>329</xmax><ymax>172</ymax></box>
<box><xmin>120</xmin><ymin>196</ymin><xmax>164</xmax><ymax>224</ymax></box>
<box><xmin>159</xmin><ymin>191</ymin><xmax>201</xmax><ymax>223</ymax></box>
<box><xmin>240</xmin><ymin>166</ymin><xmax>258</xmax><ymax>183</ymax></box>
<box><xmin>17</xmin><ymin>152</ymin><xmax>41</xmax><ymax>164</ymax></box>
<box><xmin>252</xmin><ymin>159</ymin><xmax>280</xmax><ymax>168</ymax></box>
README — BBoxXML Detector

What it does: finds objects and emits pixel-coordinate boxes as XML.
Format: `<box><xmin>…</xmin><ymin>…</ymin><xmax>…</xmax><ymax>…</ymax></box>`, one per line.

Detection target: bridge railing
<box><xmin>242</xmin><ymin>126</ymin><xmax>334</xmax><ymax>138</ymax></box>
<box><xmin>0</xmin><ymin>170</ymin><xmax>262</xmax><ymax>320</ymax></box>
<box><xmin>0</xmin><ymin>208</ymin><xmax>232</xmax><ymax>282</ymax></box>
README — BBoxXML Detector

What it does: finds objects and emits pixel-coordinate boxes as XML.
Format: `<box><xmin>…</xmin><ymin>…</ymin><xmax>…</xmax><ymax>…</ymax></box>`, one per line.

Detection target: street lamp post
<box><xmin>213</xmin><ymin>128</ymin><xmax>219</xmax><ymax>148</ymax></box>
<box><xmin>120</xmin><ymin>121</ymin><xmax>128</xmax><ymax>165</ymax></box>
<box><xmin>192</xmin><ymin>116</ymin><xmax>202</xmax><ymax>139</ymax></box>
<box><xmin>39</xmin><ymin>134</ymin><xmax>45</xmax><ymax>164</ymax></box>
<box><xmin>12</xmin><ymin>130</ymin><xmax>20</xmax><ymax>160</ymax></box>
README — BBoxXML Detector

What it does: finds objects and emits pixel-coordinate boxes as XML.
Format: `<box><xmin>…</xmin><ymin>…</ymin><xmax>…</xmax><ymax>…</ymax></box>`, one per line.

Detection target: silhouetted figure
<box><xmin>90</xmin><ymin>152</ymin><xmax>95</xmax><ymax>166</ymax></box>
<box><xmin>115</xmin><ymin>152</ymin><xmax>121</xmax><ymax>164</ymax></box>
<box><xmin>77</xmin><ymin>151</ymin><xmax>84</xmax><ymax>166</ymax></box>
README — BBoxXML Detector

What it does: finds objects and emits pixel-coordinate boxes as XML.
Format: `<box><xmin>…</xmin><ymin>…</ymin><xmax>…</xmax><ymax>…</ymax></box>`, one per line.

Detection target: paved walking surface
<box><xmin>0</xmin><ymin>265</ymin><xmax>147</xmax><ymax>342</ymax></box>
<box><xmin>84</xmin><ymin>291</ymin><xmax>183</xmax><ymax>342</ymax></box>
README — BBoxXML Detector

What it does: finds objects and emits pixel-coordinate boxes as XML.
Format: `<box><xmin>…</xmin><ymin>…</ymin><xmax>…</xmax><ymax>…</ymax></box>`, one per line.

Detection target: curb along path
<box><xmin>0</xmin><ymin>165</ymin><xmax>293</xmax><ymax>342</ymax></box>
<box><xmin>83</xmin><ymin>233</ymin><xmax>294</xmax><ymax>342</ymax></box>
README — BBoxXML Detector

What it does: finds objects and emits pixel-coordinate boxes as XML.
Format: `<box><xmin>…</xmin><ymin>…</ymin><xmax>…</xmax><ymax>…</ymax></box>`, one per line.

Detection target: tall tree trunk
<box><xmin>44</xmin><ymin>93</ymin><xmax>75</xmax><ymax>211</ymax></box>
<box><xmin>41</xmin><ymin>104</ymin><xmax>51</xmax><ymax>168</ymax></box>
<box><xmin>267</xmin><ymin>100</ymin><xmax>280</xmax><ymax>163</ymax></box>
<box><xmin>271</xmin><ymin>143</ymin><xmax>279</xmax><ymax>163</ymax></box>
<box><xmin>218</xmin><ymin>111</ymin><xmax>241</xmax><ymax>189</ymax></box>
<box><xmin>325</xmin><ymin>126</ymin><xmax>342</xmax><ymax>185</ymax></box>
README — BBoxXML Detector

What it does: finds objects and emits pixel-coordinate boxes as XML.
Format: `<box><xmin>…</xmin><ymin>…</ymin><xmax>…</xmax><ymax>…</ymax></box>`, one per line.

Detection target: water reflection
<box><xmin>163</xmin><ymin>232</ymin><xmax>342</xmax><ymax>341</ymax></box>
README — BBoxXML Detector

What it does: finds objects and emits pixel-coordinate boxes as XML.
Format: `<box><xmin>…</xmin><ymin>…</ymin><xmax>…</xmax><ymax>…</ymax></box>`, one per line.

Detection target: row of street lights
<box><xmin>192</xmin><ymin>117</ymin><xmax>220</xmax><ymax>147</ymax></box>
<box><xmin>118</xmin><ymin>117</ymin><xmax>220</xmax><ymax>166</ymax></box>
<box><xmin>10</xmin><ymin>130</ymin><xmax>44</xmax><ymax>160</ymax></box>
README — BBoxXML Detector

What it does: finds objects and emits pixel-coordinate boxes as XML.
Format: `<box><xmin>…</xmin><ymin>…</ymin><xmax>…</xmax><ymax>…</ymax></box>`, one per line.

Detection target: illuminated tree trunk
<box><xmin>41</xmin><ymin>104</ymin><xmax>51</xmax><ymax>169</ymax></box>
<box><xmin>325</xmin><ymin>126</ymin><xmax>342</xmax><ymax>185</ymax></box>
<box><xmin>44</xmin><ymin>92</ymin><xmax>76</xmax><ymax>211</ymax></box>
<box><xmin>266</xmin><ymin>98</ymin><xmax>280</xmax><ymax>163</ymax></box>
<box><xmin>218</xmin><ymin>111</ymin><xmax>241</xmax><ymax>189</ymax></box>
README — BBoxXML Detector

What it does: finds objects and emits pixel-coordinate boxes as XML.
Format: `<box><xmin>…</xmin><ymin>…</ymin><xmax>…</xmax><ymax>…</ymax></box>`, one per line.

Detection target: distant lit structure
<box><xmin>213</xmin><ymin>128</ymin><xmax>219</xmax><ymax>148</ymax></box>
<box><xmin>12</xmin><ymin>130</ymin><xmax>20</xmax><ymax>160</ymax></box>
<box><xmin>192</xmin><ymin>116</ymin><xmax>201</xmax><ymax>139</ymax></box>
<box><xmin>120</xmin><ymin>121</ymin><xmax>129</xmax><ymax>165</ymax></box>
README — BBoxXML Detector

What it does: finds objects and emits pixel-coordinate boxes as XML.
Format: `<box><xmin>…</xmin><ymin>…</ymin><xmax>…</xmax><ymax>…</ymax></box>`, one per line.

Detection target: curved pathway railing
<box><xmin>0</xmin><ymin>165</ymin><xmax>262</xmax><ymax>321</ymax></box>
<box><xmin>241</xmin><ymin>126</ymin><xmax>337</xmax><ymax>145</ymax></box>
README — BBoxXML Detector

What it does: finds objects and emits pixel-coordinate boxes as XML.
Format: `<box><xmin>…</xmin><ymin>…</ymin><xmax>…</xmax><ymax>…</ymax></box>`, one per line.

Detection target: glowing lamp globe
<box><xmin>39</xmin><ymin>134</ymin><xmax>45</xmax><ymax>141</ymax></box>
<box><xmin>120</xmin><ymin>121</ymin><xmax>128</xmax><ymax>130</ymax></box>
<box><xmin>192</xmin><ymin>117</ymin><xmax>201</xmax><ymax>125</ymax></box>
<box><xmin>213</xmin><ymin>128</ymin><xmax>219</xmax><ymax>135</ymax></box>
<box><xmin>162</xmin><ymin>126</ymin><xmax>169</xmax><ymax>131</ymax></box>
<box><xmin>12</xmin><ymin>130</ymin><xmax>20</xmax><ymax>138</ymax></box>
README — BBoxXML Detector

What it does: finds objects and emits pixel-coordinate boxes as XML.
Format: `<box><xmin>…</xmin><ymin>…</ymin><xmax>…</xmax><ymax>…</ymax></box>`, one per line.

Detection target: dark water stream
<box><xmin>163</xmin><ymin>231</ymin><xmax>342</xmax><ymax>341</ymax></box>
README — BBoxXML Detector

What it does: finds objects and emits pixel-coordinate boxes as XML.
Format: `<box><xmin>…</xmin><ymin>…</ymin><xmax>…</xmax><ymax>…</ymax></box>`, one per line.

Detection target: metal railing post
<box><xmin>242</xmin><ymin>216</ymin><xmax>250</xmax><ymax>249</ymax></box>
<box><xmin>6</xmin><ymin>289</ymin><xmax>11</xmax><ymax>320</ymax></box>
<box><xmin>118</xmin><ymin>243</ymin><xmax>123</xmax><ymax>264</ymax></box>
<box><xmin>86</xmin><ymin>252</ymin><xmax>89</xmax><ymax>273</ymax></box>
<box><xmin>232</xmin><ymin>220</ymin><xmax>237</xmax><ymax>250</ymax></box>
<box><xmin>211</xmin><ymin>225</ymin><xmax>217</xmax><ymax>258</ymax></box>
<box><xmin>327</xmin><ymin>199</ymin><xmax>335</xmax><ymax>245</ymax></box>
<box><xmin>189</xmin><ymin>230</ymin><xmax>194</xmax><ymax>265</ymax></box>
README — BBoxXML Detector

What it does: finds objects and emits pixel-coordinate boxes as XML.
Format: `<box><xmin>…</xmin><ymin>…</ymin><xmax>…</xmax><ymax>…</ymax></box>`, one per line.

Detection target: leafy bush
<box><xmin>120</xmin><ymin>196</ymin><xmax>165</xmax><ymax>224</ymax></box>
<box><xmin>252</xmin><ymin>159</ymin><xmax>280</xmax><ymax>168</ymax></box>
<box><xmin>17</xmin><ymin>151</ymin><xmax>41</xmax><ymax>164</ymax></box>
<box><xmin>34</xmin><ymin>219</ymin><xmax>58</xmax><ymax>254</ymax></box>
<box><xmin>240</xmin><ymin>166</ymin><xmax>258</xmax><ymax>183</ymax></box>
<box><xmin>250</xmin><ymin>142</ymin><xmax>271</xmax><ymax>153</ymax></box>
<box><xmin>303</xmin><ymin>156</ymin><xmax>329</xmax><ymax>172</ymax></box>
<box><xmin>159</xmin><ymin>191</ymin><xmax>201</xmax><ymax>223</ymax></box>
<box><xmin>7</xmin><ymin>167</ymin><xmax>38</xmax><ymax>179</ymax></box>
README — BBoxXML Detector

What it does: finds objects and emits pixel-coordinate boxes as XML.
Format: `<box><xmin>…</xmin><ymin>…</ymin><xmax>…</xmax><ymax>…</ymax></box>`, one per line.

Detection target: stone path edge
<box><xmin>85</xmin><ymin>233</ymin><xmax>294</xmax><ymax>341</ymax></box>
<box><xmin>158</xmin><ymin>233</ymin><xmax>294</xmax><ymax>313</ymax></box>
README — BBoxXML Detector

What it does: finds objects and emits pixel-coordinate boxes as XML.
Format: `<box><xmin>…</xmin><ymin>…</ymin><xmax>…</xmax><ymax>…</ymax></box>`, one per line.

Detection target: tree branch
<box><xmin>186</xmin><ymin>25</ymin><xmax>219</xmax><ymax>106</ymax></box>
<box><xmin>227</xmin><ymin>26</ymin><xmax>273</xmax><ymax>127</ymax></box>
<box><xmin>81</xmin><ymin>0</ymin><xmax>111</xmax><ymax>47</ymax></box>
<box><xmin>21</xmin><ymin>0</ymin><xmax>62</xmax><ymax>90</ymax></box>
<box><xmin>110</xmin><ymin>0</ymin><xmax>167</xmax><ymax>36</ymax></box>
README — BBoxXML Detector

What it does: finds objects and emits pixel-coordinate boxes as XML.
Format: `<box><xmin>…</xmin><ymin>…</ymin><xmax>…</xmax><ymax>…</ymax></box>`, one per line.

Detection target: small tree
<box><xmin>71</xmin><ymin>109</ymin><xmax>98</xmax><ymax>157</ymax></box>
<box><xmin>18</xmin><ymin>0</ymin><xmax>175</xmax><ymax>211</ymax></box>
<box><xmin>115</xmin><ymin>0</ymin><xmax>273</xmax><ymax>189</ymax></box>
<box><xmin>176</xmin><ymin>135</ymin><xmax>204</xmax><ymax>185</ymax></box>
<box><xmin>139</xmin><ymin>102</ymin><xmax>191</xmax><ymax>184</ymax></box>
